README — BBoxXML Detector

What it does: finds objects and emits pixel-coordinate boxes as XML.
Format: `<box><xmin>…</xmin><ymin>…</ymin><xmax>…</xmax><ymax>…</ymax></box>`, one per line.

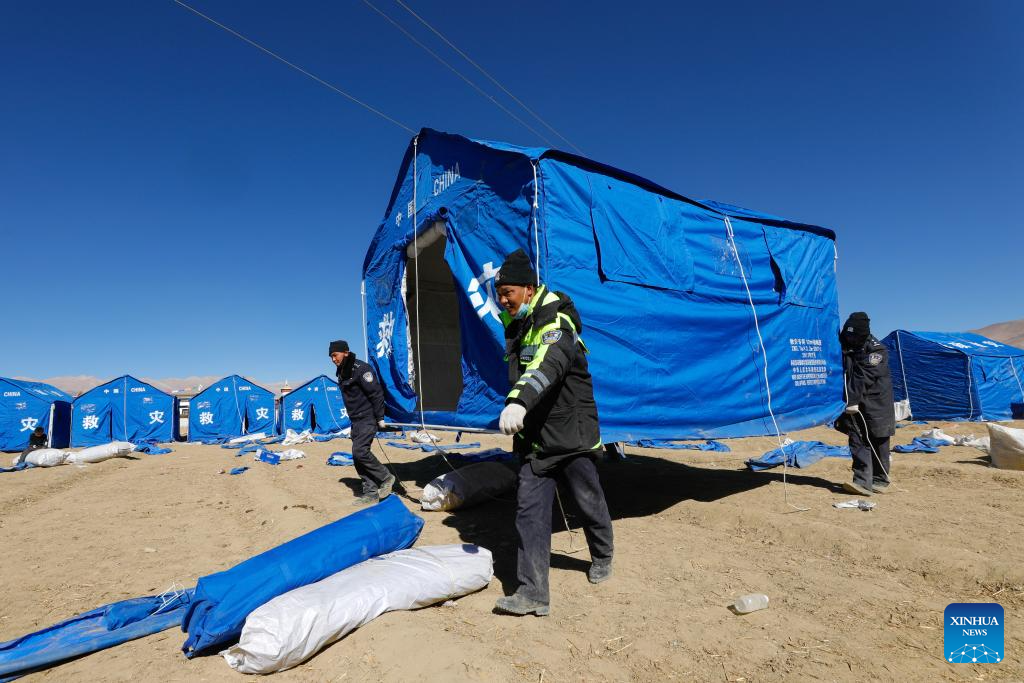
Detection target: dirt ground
<box><xmin>2</xmin><ymin>420</ymin><xmax>1023</xmax><ymax>682</ymax></box>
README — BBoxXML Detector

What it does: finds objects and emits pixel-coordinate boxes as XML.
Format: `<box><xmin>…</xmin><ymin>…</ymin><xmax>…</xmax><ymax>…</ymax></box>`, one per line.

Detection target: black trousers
<box><xmin>350</xmin><ymin>418</ymin><xmax>390</xmax><ymax>493</ymax></box>
<box><xmin>849</xmin><ymin>425</ymin><xmax>891</xmax><ymax>489</ymax></box>
<box><xmin>515</xmin><ymin>454</ymin><xmax>614</xmax><ymax>603</ymax></box>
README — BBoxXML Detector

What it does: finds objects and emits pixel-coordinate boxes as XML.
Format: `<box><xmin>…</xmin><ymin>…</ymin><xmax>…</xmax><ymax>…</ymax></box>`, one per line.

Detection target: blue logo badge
<box><xmin>944</xmin><ymin>603</ymin><xmax>1003</xmax><ymax>663</ymax></box>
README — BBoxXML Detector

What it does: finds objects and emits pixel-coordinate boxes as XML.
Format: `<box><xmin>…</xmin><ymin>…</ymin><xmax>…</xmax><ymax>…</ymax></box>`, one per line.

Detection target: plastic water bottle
<box><xmin>733</xmin><ymin>593</ymin><xmax>769</xmax><ymax>614</ymax></box>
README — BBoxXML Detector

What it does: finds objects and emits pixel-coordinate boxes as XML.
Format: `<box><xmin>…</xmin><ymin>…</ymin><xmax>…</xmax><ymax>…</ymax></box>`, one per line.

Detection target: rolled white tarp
<box><xmin>223</xmin><ymin>544</ymin><xmax>493</xmax><ymax>674</ymax></box>
<box><xmin>989</xmin><ymin>423</ymin><xmax>1024</xmax><ymax>471</ymax></box>
<box><xmin>421</xmin><ymin>462</ymin><xmax>517</xmax><ymax>512</ymax></box>
<box><xmin>22</xmin><ymin>449</ymin><xmax>70</xmax><ymax>468</ymax></box>
<box><xmin>66</xmin><ymin>441</ymin><xmax>136</xmax><ymax>464</ymax></box>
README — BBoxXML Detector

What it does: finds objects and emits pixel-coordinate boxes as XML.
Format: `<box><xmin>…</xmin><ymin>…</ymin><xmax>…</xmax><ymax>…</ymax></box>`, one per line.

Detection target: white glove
<box><xmin>377</xmin><ymin>419</ymin><xmax>387</xmax><ymax>430</ymax></box>
<box><xmin>499</xmin><ymin>403</ymin><xmax>527</xmax><ymax>435</ymax></box>
<box><xmin>845</xmin><ymin>404</ymin><xmax>860</xmax><ymax>414</ymax></box>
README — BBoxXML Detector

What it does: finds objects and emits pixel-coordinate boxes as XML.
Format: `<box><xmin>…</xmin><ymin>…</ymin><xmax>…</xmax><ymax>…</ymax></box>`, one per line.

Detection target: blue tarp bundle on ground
<box><xmin>277</xmin><ymin>375</ymin><xmax>351</xmax><ymax>436</ymax></box>
<box><xmin>71</xmin><ymin>376</ymin><xmax>178</xmax><ymax>447</ymax></box>
<box><xmin>386</xmin><ymin>440</ymin><xmax>481</xmax><ymax>452</ymax></box>
<box><xmin>188</xmin><ymin>375</ymin><xmax>276</xmax><ymax>442</ymax></box>
<box><xmin>893</xmin><ymin>437</ymin><xmax>950</xmax><ymax>453</ymax></box>
<box><xmin>746</xmin><ymin>441</ymin><xmax>851</xmax><ymax>471</ymax></box>
<box><xmin>0</xmin><ymin>378</ymin><xmax>72</xmax><ymax>452</ymax></box>
<box><xmin>363</xmin><ymin>129</ymin><xmax>845</xmax><ymax>443</ymax></box>
<box><xmin>180</xmin><ymin>495</ymin><xmax>424</xmax><ymax>657</ymax></box>
<box><xmin>626</xmin><ymin>439</ymin><xmax>731</xmax><ymax>452</ymax></box>
<box><xmin>883</xmin><ymin>330</ymin><xmax>1024</xmax><ymax>421</ymax></box>
<box><xmin>0</xmin><ymin>589</ymin><xmax>193</xmax><ymax>682</ymax></box>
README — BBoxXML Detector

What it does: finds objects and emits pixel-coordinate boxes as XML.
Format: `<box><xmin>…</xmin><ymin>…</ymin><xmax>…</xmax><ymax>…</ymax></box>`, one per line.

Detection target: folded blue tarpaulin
<box><xmin>746</xmin><ymin>441</ymin><xmax>851</xmax><ymax>471</ymax></box>
<box><xmin>229</xmin><ymin>466</ymin><xmax>248</xmax><ymax>475</ymax></box>
<box><xmin>134</xmin><ymin>442</ymin><xmax>172</xmax><ymax>455</ymax></box>
<box><xmin>626</xmin><ymin>439</ymin><xmax>731</xmax><ymax>452</ymax></box>
<box><xmin>0</xmin><ymin>589</ymin><xmax>193</xmax><ymax>682</ymax></box>
<box><xmin>326</xmin><ymin>452</ymin><xmax>354</xmax><ymax>466</ymax></box>
<box><xmin>385</xmin><ymin>441</ymin><xmax>482</xmax><ymax>452</ymax></box>
<box><xmin>0</xmin><ymin>462</ymin><xmax>33</xmax><ymax>474</ymax></box>
<box><xmin>180</xmin><ymin>494</ymin><xmax>424</xmax><ymax>657</ymax></box>
<box><xmin>893</xmin><ymin>437</ymin><xmax>949</xmax><ymax>453</ymax></box>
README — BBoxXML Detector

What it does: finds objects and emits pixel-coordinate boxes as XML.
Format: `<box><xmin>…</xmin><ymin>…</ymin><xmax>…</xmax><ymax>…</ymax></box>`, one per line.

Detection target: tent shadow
<box><xmin>433</xmin><ymin>452</ymin><xmax>839</xmax><ymax>595</ymax></box>
<box><xmin>955</xmin><ymin>457</ymin><xmax>993</xmax><ymax>468</ymax></box>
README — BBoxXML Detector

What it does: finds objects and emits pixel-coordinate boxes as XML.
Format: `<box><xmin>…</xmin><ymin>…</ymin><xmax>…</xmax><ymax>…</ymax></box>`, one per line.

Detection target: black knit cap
<box><xmin>494</xmin><ymin>248</ymin><xmax>537</xmax><ymax>287</ymax></box>
<box><xmin>328</xmin><ymin>339</ymin><xmax>349</xmax><ymax>354</ymax></box>
<box><xmin>843</xmin><ymin>312</ymin><xmax>871</xmax><ymax>337</ymax></box>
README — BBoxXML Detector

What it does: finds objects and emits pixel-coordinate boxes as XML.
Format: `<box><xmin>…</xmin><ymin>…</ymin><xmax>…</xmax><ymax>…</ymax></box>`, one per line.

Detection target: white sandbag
<box><xmin>894</xmin><ymin>399</ymin><xmax>912</xmax><ymax>422</ymax></box>
<box><xmin>988</xmin><ymin>423</ymin><xmax>1024</xmax><ymax>471</ymax></box>
<box><xmin>66</xmin><ymin>441</ymin><xmax>135</xmax><ymax>464</ymax></box>
<box><xmin>277</xmin><ymin>449</ymin><xmax>305</xmax><ymax>461</ymax></box>
<box><xmin>228</xmin><ymin>433</ymin><xmax>266</xmax><ymax>444</ymax></box>
<box><xmin>420</xmin><ymin>462</ymin><xmax>517</xmax><ymax>511</ymax></box>
<box><xmin>22</xmin><ymin>448</ymin><xmax>70</xmax><ymax>468</ymax></box>
<box><xmin>223</xmin><ymin>544</ymin><xmax>493</xmax><ymax>674</ymax></box>
<box><xmin>409</xmin><ymin>429</ymin><xmax>440</xmax><ymax>444</ymax></box>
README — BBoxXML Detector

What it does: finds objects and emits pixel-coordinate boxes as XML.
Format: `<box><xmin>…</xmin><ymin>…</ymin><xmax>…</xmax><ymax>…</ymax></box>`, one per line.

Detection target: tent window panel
<box><xmin>590</xmin><ymin>177</ymin><xmax>694</xmax><ymax>292</ymax></box>
<box><xmin>406</xmin><ymin>233</ymin><xmax>463</xmax><ymax>412</ymax></box>
<box><xmin>762</xmin><ymin>226</ymin><xmax>834</xmax><ymax>309</ymax></box>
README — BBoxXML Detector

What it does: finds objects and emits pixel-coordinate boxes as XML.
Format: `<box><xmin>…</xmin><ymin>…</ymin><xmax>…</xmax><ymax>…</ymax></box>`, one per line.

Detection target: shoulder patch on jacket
<box><xmin>542</xmin><ymin>329</ymin><xmax>563</xmax><ymax>345</ymax></box>
<box><xmin>362</xmin><ymin>371</ymin><xmax>374</xmax><ymax>383</ymax></box>
<box><xmin>867</xmin><ymin>352</ymin><xmax>883</xmax><ymax>366</ymax></box>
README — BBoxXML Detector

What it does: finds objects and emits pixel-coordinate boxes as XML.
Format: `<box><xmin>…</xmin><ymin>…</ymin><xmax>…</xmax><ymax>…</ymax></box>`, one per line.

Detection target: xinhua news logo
<box><xmin>944</xmin><ymin>603</ymin><xmax>1003</xmax><ymax>663</ymax></box>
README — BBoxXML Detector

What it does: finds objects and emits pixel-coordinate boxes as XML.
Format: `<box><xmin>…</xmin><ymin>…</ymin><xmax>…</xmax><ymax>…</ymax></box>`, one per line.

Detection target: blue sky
<box><xmin>1</xmin><ymin>1</ymin><xmax>1020</xmax><ymax>382</ymax></box>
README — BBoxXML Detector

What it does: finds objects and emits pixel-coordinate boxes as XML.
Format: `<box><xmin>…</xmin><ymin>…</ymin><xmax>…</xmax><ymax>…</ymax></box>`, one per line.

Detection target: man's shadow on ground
<box><xmin>352</xmin><ymin>451</ymin><xmax>841</xmax><ymax>595</ymax></box>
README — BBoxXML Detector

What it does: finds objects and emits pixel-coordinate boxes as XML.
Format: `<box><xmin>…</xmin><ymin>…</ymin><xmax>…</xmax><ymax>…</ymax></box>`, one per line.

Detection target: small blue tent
<box><xmin>71</xmin><ymin>376</ymin><xmax>179</xmax><ymax>446</ymax></box>
<box><xmin>0</xmin><ymin>378</ymin><xmax>72</xmax><ymax>451</ymax></box>
<box><xmin>883</xmin><ymin>331</ymin><xmax>1024</xmax><ymax>421</ymax></box>
<box><xmin>278</xmin><ymin>375</ymin><xmax>351</xmax><ymax>435</ymax></box>
<box><xmin>362</xmin><ymin>129</ymin><xmax>845</xmax><ymax>442</ymax></box>
<box><xmin>188</xmin><ymin>375</ymin><xmax>276</xmax><ymax>442</ymax></box>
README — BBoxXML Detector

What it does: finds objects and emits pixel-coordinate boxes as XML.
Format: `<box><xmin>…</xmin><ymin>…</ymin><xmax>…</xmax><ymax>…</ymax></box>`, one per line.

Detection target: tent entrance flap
<box><xmin>406</xmin><ymin>232</ymin><xmax>463</xmax><ymax>412</ymax></box>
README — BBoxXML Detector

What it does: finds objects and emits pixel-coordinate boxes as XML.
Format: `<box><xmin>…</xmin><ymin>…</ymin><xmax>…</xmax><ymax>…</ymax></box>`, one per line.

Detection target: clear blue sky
<box><xmin>2</xmin><ymin>0</ymin><xmax>1021</xmax><ymax>382</ymax></box>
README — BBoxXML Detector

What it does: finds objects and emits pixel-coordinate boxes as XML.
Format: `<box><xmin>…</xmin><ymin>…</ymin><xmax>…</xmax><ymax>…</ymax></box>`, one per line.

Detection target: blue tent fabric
<box><xmin>893</xmin><ymin>437</ymin><xmax>949</xmax><ymax>454</ymax></box>
<box><xmin>0</xmin><ymin>589</ymin><xmax>193</xmax><ymax>682</ymax></box>
<box><xmin>134</xmin><ymin>442</ymin><xmax>172</xmax><ymax>455</ymax></box>
<box><xmin>180</xmin><ymin>495</ymin><xmax>424</xmax><ymax>657</ymax></box>
<box><xmin>327</xmin><ymin>452</ymin><xmax>354</xmax><ymax>466</ymax></box>
<box><xmin>228</xmin><ymin>466</ymin><xmax>248</xmax><ymax>475</ymax></box>
<box><xmin>71</xmin><ymin>376</ymin><xmax>178</xmax><ymax>447</ymax></box>
<box><xmin>626</xmin><ymin>439</ymin><xmax>731</xmax><ymax>452</ymax></box>
<box><xmin>277</xmin><ymin>375</ymin><xmax>351</xmax><ymax>436</ymax></box>
<box><xmin>746</xmin><ymin>441</ymin><xmax>851</xmax><ymax>471</ymax></box>
<box><xmin>883</xmin><ymin>330</ymin><xmax>1024</xmax><ymax>422</ymax></box>
<box><xmin>0</xmin><ymin>462</ymin><xmax>34</xmax><ymax>474</ymax></box>
<box><xmin>0</xmin><ymin>378</ymin><xmax>72</xmax><ymax>452</ymax></box>
<box><xmin>363</xmin><ymin>129</ymin><xmax>844</xmax><ymax>443</ymax></box>
<box><xmin>446</xmin><ymin>448</ymin><xmax>517</xmax><ymax>463</ymax></box>
<box><xmin>188</xmin><ymin>375</ymin><xmax>276</xmax><ymax>442</ymax></box>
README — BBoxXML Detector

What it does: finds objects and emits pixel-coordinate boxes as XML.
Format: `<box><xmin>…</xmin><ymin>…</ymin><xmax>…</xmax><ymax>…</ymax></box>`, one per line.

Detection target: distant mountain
<box><xmin>971</xmin><ymin>319</ymin><xmax>1024</xmax><ymax>350</ymax></box>
<box><xmin>13</xmin><ymin>375</ymin><xmax>293</xmax><ymax>397</ymax></box>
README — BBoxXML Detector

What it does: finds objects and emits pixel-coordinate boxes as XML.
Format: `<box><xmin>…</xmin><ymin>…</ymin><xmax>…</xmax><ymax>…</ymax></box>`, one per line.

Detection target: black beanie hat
<box><xmin>328</xmin><ymin>339</ymin><xmax>349</xmax><ymax>354</ymax></box>
<box><xmin>843</xmin><ymin>312</ymin><xmax>871</xmax><ymax>337</ymax></box>
<box><xmin>494</xmin><ymin>248</ymin><xmax>537</xmax><ymax>287</ymax></box>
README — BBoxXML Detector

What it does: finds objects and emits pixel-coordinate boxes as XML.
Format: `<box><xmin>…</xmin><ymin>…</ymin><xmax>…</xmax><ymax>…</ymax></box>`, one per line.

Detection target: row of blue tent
<box><xmin>0</xmin><ymin>374</ymin><xmax>353</xmax><ymax>452</ymax></box>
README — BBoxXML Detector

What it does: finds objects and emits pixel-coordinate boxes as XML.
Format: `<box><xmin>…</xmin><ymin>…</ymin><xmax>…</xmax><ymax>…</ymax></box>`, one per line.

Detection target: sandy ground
<box><xmin>2</xmin><ymin>420</ymin><xmax>1024</xmax><ymax>682</ymax></box>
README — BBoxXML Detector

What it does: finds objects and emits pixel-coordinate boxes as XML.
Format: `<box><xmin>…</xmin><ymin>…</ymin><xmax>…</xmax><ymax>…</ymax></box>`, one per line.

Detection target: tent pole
<box><xmin>360</xmin><ymin>280</ymin><xmax>369</xmax><ymax>361</ymax></box>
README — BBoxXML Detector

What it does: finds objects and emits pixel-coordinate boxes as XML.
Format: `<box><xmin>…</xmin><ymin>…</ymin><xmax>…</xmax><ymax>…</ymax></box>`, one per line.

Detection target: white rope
<box><xmin>393</xmin><ymin>0</ymin><xmax>583</xmax><ymax>154</ymax></box>
<box><xmin>722</xmin><ymin>216</ymin><xmax>807</xmax><ymax>512</ymax></box>
<box><xmin>895</xmin><ymin>330</ymin><xmax>912</xmax><ymax>408</ymax></box>
<box><xmin>360</xmin><ymin>280</ymin><xmax>369</xmax><ymax>361</ymax></box>
<box><xmin>1010</xmin><ymin>357</ymin><xmax>1024</xmax><ymax>406</ymax></box>
<box><xmin>964</xmin><ymin>354</ymin><xmax>975</xmax><ymax>421</ymax></box>
<box><xmin>361</xmin><ymin>0</ymin><xmax>554</xmax><ymax>146</ymax></box>
<box><xmin>173</xmin><ymin>0</ymin><xmax>415</xmax><ymax>134</ymax></box>
<box><xmin>412</xmin><ymin>136</ymin><xmax>427</xmax><ymax>431</ymax></box>
<box><xmin>532</xmin><ymin>161</ymin><xmax>541</xmax><ymax>285</ymax></box>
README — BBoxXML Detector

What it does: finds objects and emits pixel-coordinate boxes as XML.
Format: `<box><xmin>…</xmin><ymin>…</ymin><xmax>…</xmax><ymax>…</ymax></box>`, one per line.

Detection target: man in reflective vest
<box><xmin>492</xmin><ymin>249</ymin><xmax>614</xmax><ymax>617</ymax></box>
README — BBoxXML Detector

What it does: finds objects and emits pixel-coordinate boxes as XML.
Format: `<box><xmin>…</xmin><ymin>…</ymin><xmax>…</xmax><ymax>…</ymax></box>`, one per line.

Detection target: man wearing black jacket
<box><xmin>329</xmin><ymin>339</ymin><xmax>395</xmax><ymax>505</ymax></box>
<box><xmin>492</xmin><ymin>249</ymin><xmax>613</xmax><ymax>617</ymax></box>
<box><xmin>835</xmin><ymin>312</ymin><xmax>896</xmax><ymax>496</ymax></box>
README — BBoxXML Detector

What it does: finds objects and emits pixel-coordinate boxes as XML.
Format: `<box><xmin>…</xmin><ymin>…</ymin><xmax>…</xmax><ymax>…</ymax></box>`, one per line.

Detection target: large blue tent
<box><xmin>0</xmin><ymin>378</ymin><xmax>72</xmax><ymax>452</ymax></box>
<box><xmin>188</xmin><ymin>375</ymin><xmax>276</xmax><ymax>442</ymax></box>
<box><xmin>278</xmin><ymin>375</ymin><xmax>351</xmax><ymax>435</ymax></box>
<box><xmin>883</xmin><ymin>330</ymin><xmax>1024</xmax><ymax>421</ymax></box>
<box><xmin>71</xmin><ymin>375</ymin><xmax>179</xmax><ymax>447</ymax></box>
<box><xmin>362</xmin><ymin>129</ymin><xmax>845</xmax><ymax>442</ymax></box>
